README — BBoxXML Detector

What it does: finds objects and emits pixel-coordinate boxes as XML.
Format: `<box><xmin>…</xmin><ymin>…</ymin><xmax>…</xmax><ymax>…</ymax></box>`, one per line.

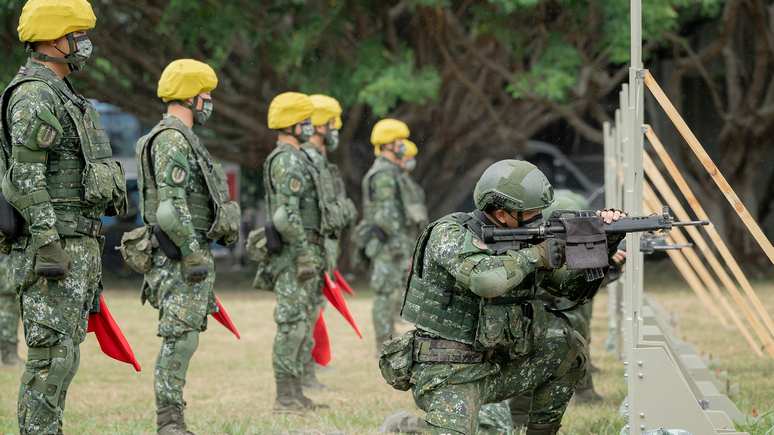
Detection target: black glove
<box><xmin>372</xmin><ymin>223</ymin><xmax>388</xmax><ymax>242</ymax></box>
<box><xmin>35</xmin><ymin>241</ymin><xmax>72</xmax><ymax>280</ymax></box>
<box><xmin>528</xmin><ymin>239</ymin><xmax>565</xmax><ymax>269</ymax></box>
<box><xmin>183</xmin><ymin>250</ymin><xmax>209</xmax><ymax>283</ymax></box>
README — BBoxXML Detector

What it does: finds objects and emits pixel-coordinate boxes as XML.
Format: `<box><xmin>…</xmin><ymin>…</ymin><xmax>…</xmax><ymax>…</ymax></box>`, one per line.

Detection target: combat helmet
<box><xmin>474</xmin><ymin>160</ymin><xmax>554</xmax><ymax>213</ymax></box>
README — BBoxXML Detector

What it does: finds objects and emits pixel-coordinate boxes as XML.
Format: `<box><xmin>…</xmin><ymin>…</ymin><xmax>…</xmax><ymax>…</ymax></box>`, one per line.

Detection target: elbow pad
<box><xmin>272</xmin><ymin>205</ymin><xmax>295</xmax><ymax>238</ymax></box>
<box><xmin>456</xmin><ymin>254</ymin><xmax>522</xmax><ymax>298</ymax></box>
<box><xmin>156</xmin><ymin>199</ymin><xmax>193</xmax><ymax>250</ymax></box>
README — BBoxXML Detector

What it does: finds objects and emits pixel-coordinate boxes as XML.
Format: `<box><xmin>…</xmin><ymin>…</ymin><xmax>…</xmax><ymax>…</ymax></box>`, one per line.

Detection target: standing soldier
<box><xmin>381</xmin><ymin>160</ymin><xmax>624</xmax><ymax>434</ymax></box>
<box><xmin>0</xmin><ymin>1</ymin><xmax>127</xmax><ymax>432</ymax></box>
<box><xmin>136</xmin><ymin>59</ymin><xmax>241</xmax><ymax>433</ymax></box>
<box><xmin>360</xmin><ymin>119</ymin><xmax>411</xmax><ymax>354</ymax></box>
<box><xmin>299</xmin><ymin>94</ymin><xmax>357</xmax><ymax>392</ymax></box>
<box><xmin>398</xmin><ymin>139</ymin><xmax>429</xmax><ymax>249</ymax></box>
<box><xmin>263</xmin><ymin>92</ymin><xmax>327</xmax><ymax>412</ymax></box>
<box><xmin>0</xmin><ymin>254</ymin><xmax>24</xmax><ymax>366</ymax></box>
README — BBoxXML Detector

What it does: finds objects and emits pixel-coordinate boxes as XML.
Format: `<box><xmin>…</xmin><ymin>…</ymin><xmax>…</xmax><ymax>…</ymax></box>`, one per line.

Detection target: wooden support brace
<box><xmin>643</xmin><ymin>183</ymin><xmax>764</xmax><ymax>357</ymax></box>
<box><xmin>644</xmin><ymin>128</ymin><xmax>774</xmax><ymax>357</ymax></box>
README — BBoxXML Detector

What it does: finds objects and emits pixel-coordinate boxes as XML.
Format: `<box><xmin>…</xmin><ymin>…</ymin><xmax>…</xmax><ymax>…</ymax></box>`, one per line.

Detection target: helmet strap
<box><xmin>27</xmin><ymin>33</ymin><xmax>78</xmax><ymax>72</ymax></box>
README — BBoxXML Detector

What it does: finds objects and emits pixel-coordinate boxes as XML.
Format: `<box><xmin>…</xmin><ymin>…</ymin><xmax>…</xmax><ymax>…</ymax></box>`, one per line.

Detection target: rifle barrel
<box><xmin>673</xmin><ymin>220</ymin><xmax>710</xmax><ymax>227</ymax></box>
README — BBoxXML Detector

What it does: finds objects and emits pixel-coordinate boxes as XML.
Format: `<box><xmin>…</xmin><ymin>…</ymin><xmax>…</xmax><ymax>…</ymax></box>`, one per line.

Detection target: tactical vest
<box><xmin>401</xmin><ymin>212</ymin><xmax>539</xmax><ymax>346</ymax></box>
<box><xmin>137</xmin><ymin>117</ymin><xmax>225</xmax><ymax>234</ymax></box>
<box><xmin>361</xmin><ymin>157</ymin><xmax>405</xmax><ymax>224</ymax></box>
<box><xmin>0</xmin><ymin>63</ymin><xmax>127</xmax><ymax>237</ymax></box>
<box><xmin>263</xmin><ymin>143</ymin><xmax>327</xmax><ymax>236</ymax></box>
<box><xmin>398</xmin><ymin>174</ymin><xmax>429</xmax><ymax>229</ymax></box>
<box><xmin>300</xmin><ymin>145</ymin><xmax>348</xmax><ymax>236</ymax></box>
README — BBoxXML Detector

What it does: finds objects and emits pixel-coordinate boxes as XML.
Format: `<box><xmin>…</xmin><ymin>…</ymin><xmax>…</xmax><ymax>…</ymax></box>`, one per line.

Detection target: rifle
<box><xmin>617</xmin><ymin>232</ymin><xmax>692</xmax><ymax>255</ymax></box>
<box><xmin>480</xmin><ymin>206</ymin><xmax>708</xmax><ymax>282</ymax></box>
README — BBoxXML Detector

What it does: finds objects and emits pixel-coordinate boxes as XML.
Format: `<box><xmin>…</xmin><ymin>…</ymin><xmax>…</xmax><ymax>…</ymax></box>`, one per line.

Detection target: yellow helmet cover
<box><xmin>309</xmin><ymin>94</ymin><xmax>342</xmax><ymax>127</ymax></box>
<box><xmin>157</xmin><ymin>59</ymin><xmax>218</xmax><ymax>103</ymax></box>
<box><xmin>268</xmin><ymin>92</ymin><xmax>314</xmax><ymax>129</ymax></box>
<box><xmin>18</xmin><ymin>0</ymin><xmax>96</xmax><ymax>43</ymax></box>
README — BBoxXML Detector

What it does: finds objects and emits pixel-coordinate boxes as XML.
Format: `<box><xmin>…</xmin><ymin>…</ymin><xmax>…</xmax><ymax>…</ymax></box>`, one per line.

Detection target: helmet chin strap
<box><xmin>26</xmin><ymin>34</ymin><xmax>78</xmax><ymax>71</ymax></box>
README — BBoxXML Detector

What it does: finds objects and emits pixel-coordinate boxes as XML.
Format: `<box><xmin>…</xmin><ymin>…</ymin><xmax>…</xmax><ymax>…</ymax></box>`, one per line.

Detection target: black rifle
<box><xmin>480</xmin><ymin>206</ymin><xmax>708</xmax><ymax>282</ymax></box>
<box><xmin>617</xmin><ymin>232</ymin><xmax>692</xmax><ymax>255</ymax></box>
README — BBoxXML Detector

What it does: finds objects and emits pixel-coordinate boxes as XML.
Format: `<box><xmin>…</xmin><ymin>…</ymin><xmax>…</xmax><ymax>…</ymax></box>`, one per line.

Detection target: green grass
<box><xmin>1</xmin><ymin>270</ymin><xmax>773</xmax><ymax>434</ymax></box>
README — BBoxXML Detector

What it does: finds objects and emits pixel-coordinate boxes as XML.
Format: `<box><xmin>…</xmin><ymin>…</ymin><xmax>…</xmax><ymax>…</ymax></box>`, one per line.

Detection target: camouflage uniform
<box><xmin>0</xmin><ymin>255</ymin><xmax>20</xmax><ymax>346</ymax></box>
<box><xmin>400</xmin><ymin>173</ymin><xmax>429</xmax><ymax>255</ymax></box>
<box><xmin>264</xmin><ymin>142</ymin><xmax>327</xmax><ymax>380</ymax></box>
<box><xmin>398</xmin><ymin>210</ymin><xmax>596</xmax><ymax>434</ymax></box>
<box><xmin>137</xmin><ymin>114</ymin><xmax>223</xmax><ymax>409</ymax></box>
<box><xmin>1</xmin><ymin>59</ymin><xmax>126</xmax><ymax>434</ymax></box>
<box><xmin>362</xmin><ymin>156</ymin><xmax>411</xmax><ymax>345</ymax></box>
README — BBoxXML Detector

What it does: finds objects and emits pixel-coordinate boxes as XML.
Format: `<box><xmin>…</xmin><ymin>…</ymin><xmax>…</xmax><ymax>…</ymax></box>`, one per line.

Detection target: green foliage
<box><xmin>509</xmin><ymin>34</ymin><xmax>581</xmax><ymax>102</ymax></box>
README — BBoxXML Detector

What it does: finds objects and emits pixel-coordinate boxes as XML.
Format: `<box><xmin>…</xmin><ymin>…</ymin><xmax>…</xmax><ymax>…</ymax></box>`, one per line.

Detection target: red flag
<box><xmin>87</xmin><ymin>295</ymin><xmax>142</xmax><ymax>372</ymax></box>
<box><xmin>333</xmin><ymin>269</ymin><xmax>355</xmax><ymax>296</ymax></box>
<box><xmin>311</xmin><ymin>307</ymin><xmax>331</xmax><ymax>366</ymax></box>
<box><xmin>211</xmin><ymin>295</ymin><xmax>241</xmax><ymax>339</ymax></box>
<box><xmin>323</xmin><ymin>272</ymin><xmax>363</xmax><ymax>339</ymax></box>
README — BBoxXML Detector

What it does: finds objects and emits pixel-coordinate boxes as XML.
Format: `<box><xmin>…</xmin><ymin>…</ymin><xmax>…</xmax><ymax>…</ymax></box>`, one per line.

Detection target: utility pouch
<box><xmin>207</xmin><ymin>200</ymin><xmax>241</xmax><ymax>246</ymax></box>
<box><xmin>252</xmin><ymin>261</ymin><xmax>274</xmax><ymax>291</ymax></box>
<box><xmin>153</xmin><ymin>224</ymin><xmax>182</xmax><ymax>260</ymax></box>
<box><xmin>265</xmin><ymin>221</ymin><xmax>282</xmax><ymax>254</ymax></box>
<box><xmin>83</xmin><ymin>160</ymin><xmax>127</xmax><ymax>216</ymax></box>
<box><xmin>379</xmin><ymin>329</ymin><xmax>416</xmax><ymax>391</ymax></box>
<box><xmin>564</xmin><ymin>216</ymin><xmax>608</xmax><ymax>269</ymax></box>
<box><xmin>475</xmin><ymin>300</ymin><xmax>551</xmax><ymax>359</ymax></box>
<box><xmin>246</xmin><ymin>227</ymin><xmax>269</xmax><ymax>263</ymax></box>
<box><xmin>118</xmin><ymin>226</ymin><xmax>153</xmax><ymax>274</ymax></box>
<box><xmin>0</xmin><ymin>190</ymin><xmax>22</xmax><ymax>241</ymax></box>
<box><xmin>350</xmin><ymin>220</ymin><xmax>373</xmax><ymax>248</ymax></box>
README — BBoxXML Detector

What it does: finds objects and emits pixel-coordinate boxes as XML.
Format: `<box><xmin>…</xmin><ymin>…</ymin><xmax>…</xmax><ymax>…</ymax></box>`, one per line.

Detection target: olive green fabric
<box><xmin>0</xmin><ymin>255</ymin><xmax>20</xmax><ymax>345</ymax></box>
<box><xmin>473</xmin><ymin>160</ymin><xmax>554</xmax><ymax>213</ymax></box>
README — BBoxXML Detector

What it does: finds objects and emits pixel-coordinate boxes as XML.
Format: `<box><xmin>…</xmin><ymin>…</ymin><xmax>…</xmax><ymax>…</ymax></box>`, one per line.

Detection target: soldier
<box><xmin>360</xmin><ymin>119</ymin><xmax>412</xmax><ymax>353</ymax></box>
<box><xmin>263</xmin><ymin>92</ymin><xmax>328</xmax><ymax>412</ymax></box>
<box><xmin>0</xmin><ymin>1</ymin><xmax>127</xmax><ymax>432</ymax></box>
<box><xmin>0</xmin><ymin>254</ymin><xmax>24</xmax><ymax>366</ymax></box>
<box><xmin>299</xmin><ymin>94</ymin><xmax>357</xmax><ymax>392</ymax></box>
<box><xmin>136</xmin><ymin>59</ymin><xmax>241</xmax><ymax>433</ymax></box>
<box><xmin>399</xmin><ymin>139</ymin><xmax>429</xmax><ymax>246</ymax></box>
<box><xmin>383</xmin><ymin>160</ymin><xmax>624</xmax><ymax>435</ymax></box>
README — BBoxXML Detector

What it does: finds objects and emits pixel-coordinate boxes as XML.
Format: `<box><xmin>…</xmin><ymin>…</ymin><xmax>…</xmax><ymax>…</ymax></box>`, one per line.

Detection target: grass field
<box><xmin>1</xmin><ymin>264</ymin><xmax>774</xmax><ymax>434</ymax></box>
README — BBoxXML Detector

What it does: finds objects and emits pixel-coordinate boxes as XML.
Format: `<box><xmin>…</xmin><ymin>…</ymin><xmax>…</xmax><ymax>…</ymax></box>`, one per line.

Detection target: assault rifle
<box><xmin>480</xmin><ymin>206</ymin><xmax>708</xmax><ymax>282</ymax></box>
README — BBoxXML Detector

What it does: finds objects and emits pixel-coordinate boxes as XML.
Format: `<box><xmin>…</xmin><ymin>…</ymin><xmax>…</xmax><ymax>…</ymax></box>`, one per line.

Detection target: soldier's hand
<box><xmin>296</xmin><ymin>253</ymin><xmax>316</xmax><ymax>281</ymax></box>
<box><xmin>183</xmin><ymin>250</ymin><xmax>209</xmax><ymax>283</ymax></box>
<box><xmin>35</xmin><ymin>241</ymin><xmax>72</xmax><ymax>280</ymax></box>
<box><xmin>528</xmin><ymin>238</ymin><xmax>565</xmax><ymax>269</ymax></box>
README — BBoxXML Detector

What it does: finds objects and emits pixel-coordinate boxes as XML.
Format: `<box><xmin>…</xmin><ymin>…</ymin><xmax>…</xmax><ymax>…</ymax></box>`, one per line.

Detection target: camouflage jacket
<box><xmin>1</xmin><ymin>59</ymin><xmax>122</xmax><ymax>249</ymax></box>
<box><xmin>400</xmin><ymin>173</ymin><xmax>429</xmax><ymax>240</ymax></box>
<box><xmin>362</xmin><ymin>156</ymin><xmax>406</xmax><ymax>245</ymax></box>
<box><xmin>264</xmin><ymin>141</ymin><xmax>320</xmax><ymax>259</ymax></box>
<box><xmin>139</xmin><ymin>114</ymin><xmax>213</xmax><ymax>255</ymax></box>
<box><xmin>300</xmin><ymin>143</ymin><xmax>357</xmax><ymax>236</ymax></box>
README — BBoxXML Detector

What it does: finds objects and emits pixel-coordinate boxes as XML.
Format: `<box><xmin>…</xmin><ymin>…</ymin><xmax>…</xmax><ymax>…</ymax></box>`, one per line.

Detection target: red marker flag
<box><xmin>311</xmin><ymin>307</ymin><xmax>331</xmax><ymax>366</ymax></box>
<box><xmin>333</xmin><ymin>269</ymin><xmax>355</xmax><ymax>296</ymax></box>
<box><xmin>323</xmin><ymin>272</ymin><xmax>363</xmax><ymax>338</ymax></box>
<box><xmin>211</xmin><ymin>295</ymin><xmax>241</xmax><ymax>339</ymax></box>
<box><xmin>87</xmin><ymin>295</ymin><xmax>142</xmax><ymax>372</ymax></box>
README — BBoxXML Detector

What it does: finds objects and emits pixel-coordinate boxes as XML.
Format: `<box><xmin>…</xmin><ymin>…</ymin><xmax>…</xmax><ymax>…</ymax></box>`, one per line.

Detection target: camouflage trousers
<box><xmin>370</xmin><ymin>246</ymin><xmax>409</xmax><ymax>340</ymax></box>
<box><xmin>270</xmin><ymin>244</ymin><xmax>325</xmax><ymax>378</ymax></box>
<box><xmin>0</xmin><ymin>255</ymin><xmax>20</xmax><ymax>344</ymax></box>
<box><xmin>10</xmin><ymin>236</ymin><xmax>102</xmax><ymax>435</ymax></box>
<box><xmin>143</xmin><ymin>243</ymin><xmax>217</xmax><ymax>409</ymax></box>
<box><xmin>410</xmin><ymin>331</ymin><xmax>585</xmax><ymax>434</ymax></box>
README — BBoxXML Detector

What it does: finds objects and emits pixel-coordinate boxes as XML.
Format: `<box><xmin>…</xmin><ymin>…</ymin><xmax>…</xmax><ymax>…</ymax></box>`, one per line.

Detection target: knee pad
<box><xmin>158</xmin><ymin>331</ymin><xmax>200</xmax><ymax>381</ymax></box>
<box><xmin>551</xmin><ymin>330</ymin><xmax>588</xmax><ymax>383</ymax></box>
<box><xmin>22</xmin><ymin>338</ymin><xmax>77</xmax><ymax>408</ymax></box>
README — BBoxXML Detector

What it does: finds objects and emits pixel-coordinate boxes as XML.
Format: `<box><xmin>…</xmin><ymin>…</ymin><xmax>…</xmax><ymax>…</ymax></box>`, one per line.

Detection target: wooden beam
<box><xmin>643</xmin><ymin>70</ymin><xmax>774</xmax><ymax>265</ymax></box>
<box><xmin>643</xmin><ymin>183</ymin><xmax>764</xmax><ymax>357</ymax></box>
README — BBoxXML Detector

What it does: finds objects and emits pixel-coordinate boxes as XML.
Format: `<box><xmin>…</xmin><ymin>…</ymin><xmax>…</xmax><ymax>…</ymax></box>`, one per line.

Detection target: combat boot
<box><xmin>378</xmin><ymin>408</ymin><xmax>424</xmax><ymax>434</ymax></box>
<box><xmin>0</xmin><ymin>342</ymin><xmax>24</xmax><ymax>366</ymax></box>
<box><xmin>525</xmin><ymin>422</ymin><xmax>561</xmax><ymax>435</ymax></box>
<box><xmin>301</xmin><ymin>360</ymin><xmax>335</xmax><ymax>392</ymax></box>
<box><xmin>291</xmin><ymin>375</ymin><xmax>328</xmax><ymax>410</ymax></box>
<box><xmin>156</xmin><ymin>404</ymin><xmax>195</xmax><ymax>435</ymax></box>
<box><xmin>273</xmin><ymin>376</ymin><xmax>306</xmax><ymax>413</ymax></box>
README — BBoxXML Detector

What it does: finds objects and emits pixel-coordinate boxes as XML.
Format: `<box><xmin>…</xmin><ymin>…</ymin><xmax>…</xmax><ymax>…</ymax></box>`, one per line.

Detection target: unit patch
<box><xmin>471</xmin><ymin>236</ymin><xmax>488</xmax><ymax>250</ymax></box>
<box><xmin>170</xmin><ymin>165</ymin><xmax>187</xmax><ymax>185</ymax></box>
<box><xmin>288</xmin><ymin>176</ymin><xmax>302</xmax><ymax>193</ymax></box>
<box><xmin>36</xmin><ymin>123</ymin><xmax>58</xmax><ymax>149</ymax></box>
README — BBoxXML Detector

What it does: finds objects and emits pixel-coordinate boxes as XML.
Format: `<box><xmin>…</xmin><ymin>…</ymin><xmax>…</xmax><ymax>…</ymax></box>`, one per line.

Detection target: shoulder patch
<box><xmin>36</xmin><ymin>122</ymin><xmax>58</xmax><ymax>149</ymax></box>
<box><xmin>471</xmin><ymin>236</ymin><xmax>488</xmax><ymax>250</ymax></box>
<box><xmin>288</xmin><ymin>176</ymin><xmax>302</xmax><ymax>193</ymax></box>
<box><xmin>170</xmin><ymin>165</ymin><xmax>187</xmax><ymax>185</ymax></box>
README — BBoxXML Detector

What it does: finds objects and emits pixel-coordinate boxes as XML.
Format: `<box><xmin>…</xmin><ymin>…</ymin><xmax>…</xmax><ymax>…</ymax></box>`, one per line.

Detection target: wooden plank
<box><xmin>643</xmin><ymin>183</ymin><xmax>764</xmax><ymax>357</ymax></box>
<box><xmin>643</xmin><ymin>71</ymin><xmax>774</xmax><ymax>266</ymax></box>
<box><xmin>642</xmin><ymin>136</ymin><xmax>774</xmax><ymax>357</ymax></box>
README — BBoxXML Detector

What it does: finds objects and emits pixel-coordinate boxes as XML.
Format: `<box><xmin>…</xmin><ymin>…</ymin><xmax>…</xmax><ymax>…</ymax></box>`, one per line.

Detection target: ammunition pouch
<box><xmin>118</xmin><ymin>226</ymin><xmax>153</xmax><ymax>274</ymax></box>
<box><xmin>246</xmin><ymin>227</ymin><xmax>269</xmax><ymax>263</ymax></box>
<box><xmin>475</xmin><ymin>300</ymin><xmax>551</xmax><ymax>359</ymax></box>
<box><xmin>412</xmin><ymin>336</ymin><xmax>488</xmax><ymax>364</ymax></box>
<box><xmin>83</xmin><ymin>159</ymin><xmax>127</xmax><ymax>216</ymax></box>
<box><xmin>265</xmin><ymin>221</ymin><xmax>282</xmax><ymax>254</ymax></box>
<box><xmin>252</xmin><ymin>261</ymin><xmax>274</xmax><ymax>291</ymax></box>
<box><xmin>564</xmin><ymin>216</ymin><xmax>607</xmax><ymax>270</ymax></box>
<box><xmin>207</xmin><ymin>200</ymin><xmax>240</xmax><ymax>246</ymax></box>
<box><xmin>379</xmin><ymin>329</ymin><xmax>416</xmax><ymax>391</ymax></box>
<box><xmin>153</xmin><ymin>224</ymin><xmax>182</xmax><ymax>261</ymax></box>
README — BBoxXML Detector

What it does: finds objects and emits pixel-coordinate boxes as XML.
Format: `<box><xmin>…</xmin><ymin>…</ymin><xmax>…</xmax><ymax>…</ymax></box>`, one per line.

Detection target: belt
<box><xmin>22</xmin><ymin>211</ymin><xmax>103</xmax><ymax>238</ymax></box>
<box><xmin>305</xmin><ymin>229</ymin><xmax>325</xmax><ymax>246</ymax></box>
<box><xmin>412</xmin><ymin>336</ymin><xmax>489</xmax><ymax>364</ymax></box>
